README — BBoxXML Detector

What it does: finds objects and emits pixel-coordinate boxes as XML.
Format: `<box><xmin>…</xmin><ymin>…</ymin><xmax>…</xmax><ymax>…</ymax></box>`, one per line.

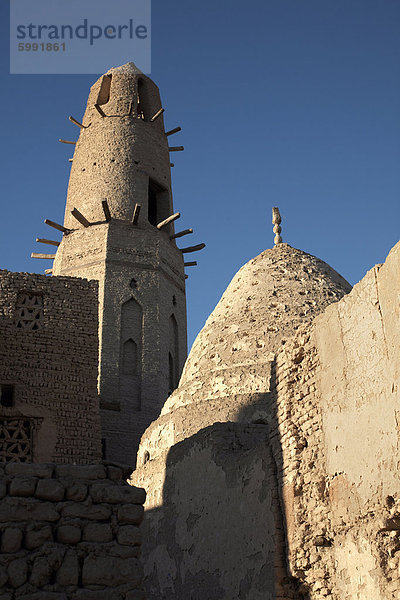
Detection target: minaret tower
<box><xmin>51</xmin><ymin>63</ymin><xmax>191</xmax><ymax>465</ymax></box>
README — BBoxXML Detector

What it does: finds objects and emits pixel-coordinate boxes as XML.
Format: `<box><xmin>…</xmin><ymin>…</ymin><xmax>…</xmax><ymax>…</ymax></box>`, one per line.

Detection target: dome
<box><xmin>161</xmin><ymin>243</ymin><xmax>351</xmax><ymax>416</ymax></box>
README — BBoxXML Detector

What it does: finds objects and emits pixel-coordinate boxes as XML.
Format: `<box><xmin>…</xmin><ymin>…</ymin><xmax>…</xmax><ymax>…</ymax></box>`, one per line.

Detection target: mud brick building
<box><xmin>134</xmin><ymin>238</ymin><xmax>400</xmax><ymax>600</ymax></box>
<box><xmin>1</xmin><ymin>63</ymin><xmax>399</xmax><ymax>600</ymax></box>
<box><xmin>0</xmin><ymin>270</ymin><xmax>100</xmax><ymax>465</ymax></box>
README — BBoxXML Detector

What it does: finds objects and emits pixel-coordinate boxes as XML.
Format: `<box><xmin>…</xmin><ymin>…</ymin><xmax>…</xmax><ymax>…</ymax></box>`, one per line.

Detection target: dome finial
<box><xmin>272</xmin><ymin>207</ymin><xmax>282</xmax><ymax>245</ymax></box>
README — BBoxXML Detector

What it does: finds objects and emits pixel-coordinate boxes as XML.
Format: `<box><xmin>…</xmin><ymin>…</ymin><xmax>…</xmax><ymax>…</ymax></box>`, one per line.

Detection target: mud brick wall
<box><xmin>0</xmin><ymin>270</ymin><xmax>101</xmax><ymax>464</ymax></box>
<box><xmin>272</xmin><ymin>328</ymin><xmax>338</xmax><ymax>599</ymax></box>
<box><xmin>0</xmin><ymin>462</ymin><xmax>146</xmax><ymax>599</ymax></box>
<box><xmin>271</xmin><ymin>240</ymin><xmax>400</xmax><ymax>600</ymax></box>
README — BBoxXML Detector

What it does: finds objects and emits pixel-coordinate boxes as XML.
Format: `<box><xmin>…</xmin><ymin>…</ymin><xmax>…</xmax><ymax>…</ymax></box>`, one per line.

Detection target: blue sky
<box><xmin>1</xmin><ymin>0</ymin><xmax>399</xmax><ymax>348</ymax></box>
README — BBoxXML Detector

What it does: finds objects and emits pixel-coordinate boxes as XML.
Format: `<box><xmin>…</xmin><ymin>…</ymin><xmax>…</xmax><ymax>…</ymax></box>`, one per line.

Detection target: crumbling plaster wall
<box><xmin>135</xmin><ymin>423</ymin><xmax>297</xmax><ymax>600</ymax></box>
<box><xmin>274</xmin><ymin>240</ymin><xmax>400</xmax><ymax>599</ymax></box>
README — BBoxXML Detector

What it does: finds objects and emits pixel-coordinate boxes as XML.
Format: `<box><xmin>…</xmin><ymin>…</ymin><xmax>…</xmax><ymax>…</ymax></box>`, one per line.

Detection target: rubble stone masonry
<box><xmin>0</xmin><ymin>462</ymin><xmax>146</xmax><ymax>599</ymax></box>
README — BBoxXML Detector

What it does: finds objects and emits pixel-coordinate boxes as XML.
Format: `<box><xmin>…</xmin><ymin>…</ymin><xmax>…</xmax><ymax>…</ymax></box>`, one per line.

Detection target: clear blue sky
<box><xmin>1</xmin><ymin>0</ymin><xmax>399</xmax><ymax>349</ymax></box>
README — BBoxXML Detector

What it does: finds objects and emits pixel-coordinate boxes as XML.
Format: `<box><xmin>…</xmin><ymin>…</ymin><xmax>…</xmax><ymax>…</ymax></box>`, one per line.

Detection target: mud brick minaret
<box><xmin>52</xmin><ymin>63</ymin><xmax>188</xmax><ymax>465</ymax></box>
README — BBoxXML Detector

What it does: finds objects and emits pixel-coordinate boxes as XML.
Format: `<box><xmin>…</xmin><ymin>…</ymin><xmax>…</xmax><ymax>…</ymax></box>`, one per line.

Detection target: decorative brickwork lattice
<box><xmin>0</xmin><ymin>417</ymin><xmax>32</xmax><ymax>462</ymax></box>
<box><xmin>15</xmin><ymin>293</ymin><xmax>44</xmax><ymax>330</ymax></box>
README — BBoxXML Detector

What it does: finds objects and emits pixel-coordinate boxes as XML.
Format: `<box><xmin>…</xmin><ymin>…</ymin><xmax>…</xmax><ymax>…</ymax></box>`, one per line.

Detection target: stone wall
<box><xmin>0</xmin><ymin>270</ymin><xmax>101</xmax><ymax>464</ymax></box>
<box><xmin>0</xmin><ymin>462</ymin><xmax>146</xmax><ymax>599</ymax></box>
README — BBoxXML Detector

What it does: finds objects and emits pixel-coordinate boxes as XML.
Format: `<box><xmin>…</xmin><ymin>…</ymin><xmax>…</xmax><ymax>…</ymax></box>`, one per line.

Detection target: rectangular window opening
<box><xmin>148</xmin><ymin>178</ymin><xmax>171</xmax><ymax>230</ymax></box>
<box><xmin>137</xmin><ymin>78</ymin><xmax>151</xmax><ymax>121</ymax></box>
<box><xmin>0</xmin><ymin>384</ymin><xmax>15</xmax><ymax>408</ymax></box>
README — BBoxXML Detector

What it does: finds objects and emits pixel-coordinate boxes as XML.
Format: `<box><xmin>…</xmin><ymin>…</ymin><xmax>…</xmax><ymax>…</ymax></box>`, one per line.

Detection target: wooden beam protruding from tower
<box><xmin>102</xmin><ymin>200</ymin><xmax>112</xmax><ymax>222</ymax></box>
<box><xmin>45</xmin><ymin>269</ymin><xmax>53</xmax><ymax>275</ymax></box>
<box><xmin>180</xmin><ymin>243</ymin><xmax>206</xmax><ymax>254</ymax></box>
<box><xmin>44</xmin><ymin>219</ymin><xmax>70</xmax><ymax>234</ymax></box>
<box><xmin>166</xmin><ymin>127</ymin><xmax>182</xmax><ymax>137</ymax></box>
<box><xmin>36</xmin><ymin>238</ymin><xmax>60</xmax><ymax>247</ymax></box>
<box><xmin>157</xmin><ymin>212</ymin><xmax>180</xmax><ymax>230</ymax></box>
<box><xmin>31</xmin><ymin>253</ymin><xmax>56</xmax><ymax>259</ymax></box>
<box><xmin>150</xmin><ymin>108</ymin><xmax>165</xmax><ymax>122</ymax></box>
<box><xmin>184</xmin><ymin>261</ymin><xmax>197</xmax><ymax>267</ymax></box>
<box><xmin>59</xmin><ymin>139</ymin><xmax>76</xmax><ymax>145</ymax></box>
<box><xmin>94</xmin><ymin>104</ymin><xmax>106</xmax><ymax>117</ymax></box>
<box><xmin>170</xmin><ymin>228</ymin><xmax>193</xmax><ymax>240</ymax></box>
<box><xmin>71</xmin><ymin>208</ymin><xmax>91</xmax><ymax>228</ymax></box>
<box><xmin>69</xmin><ymin>116</ymin><xmax>88</xmax><ymax>129</ymax></box>
<box><xmin>132</xmin><ymin>203</ymin><xmax>141</xmax><ymax>225</ymax></box>
<box><xmin>168</xmin><ymin>146</ymin><xmax>184</xmax><ymax>152</ymax></box>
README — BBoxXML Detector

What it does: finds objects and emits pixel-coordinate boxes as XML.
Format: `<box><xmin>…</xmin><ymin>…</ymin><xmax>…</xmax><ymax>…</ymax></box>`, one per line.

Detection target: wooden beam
<box><xmin>102</xmin><ymin>200</ymin><xmax>111</xmax><ymax>222</ymax></box>
<box><xmin>44</xmin><ymin>269</ymin><xmax>53</xmax><ymax>275</ymax></box>
<box><xmin>170</xmin><ymin>228</ymin><xmax>193</xmax><ymax>240</ymax></box>
<box><xmin>150</xmin><ymin>108</ymin><xmax>165</xmax><ymax>122</ymax></box>
<box><xmin>36</xmin><ymin>238</ymin><xmax>60</xmax><ymax>247</ymax></box>
<box><xmin>71</xmin><ymin>208</ymin><xmax>91</xmax><ymax>228</ymax></box>
<box><xmin>185</xmin><ymin>274</ymin><xmax>189</xmax><ymax>280</ymax></box>
<box><xmin>132</xmin><ymin>203</ymin><xmax>141</xmax><ymax>225</ymax></box>
<box><xmin>166</xmin><ymin>126</ymin><xmax>181</xmax><ymax>137</ymax></box>
<box><xmin>184</xmin><ymin>261</ymin><xmax>197</xmax><ymax>267</ymax></box>
<box><xmin>170</xmin><ymin>163</ymin><xmax>175</xmax><ymax>168</ymax></box>
<box><xmin>31</xmin><ymin>253</ymin><xmax>56</xmax><ymax>259</ymax></box>
<box><xmin>94</xmin><ymin>103</ymin><xmax>106</xmax><ymax>117</ymax></box>
<box><xmin>157</xmin><ymin>212</ymin><xmax>180</xmax><ymax>230</ymax></box>
<box><xmin>69</xmin><ymin>116</ymin><xmax>86</xmax><ymax>129</ymax></box>
<box><xmin>168</xmin><ymin>146</ymin><xmax>184</xmax><ymax>152</ymax></box>
<box><xmin>68</xmin><ymin>158</ymin><xmax>73</xmax><ymax>163</ymax></box>
<box><xmin>59</xmin><ymin>139</ymin><xmax>76</xmax><ymax>145</ymax></box>
<box><xmin>180</xmin><ymin>243</ymin><xmax>206</xmax><ymax>254</ymax></box>
<box><xmin>44</xmin><ymin>219</ymin><xmax>69</xmax><ymax>233</ymax></box>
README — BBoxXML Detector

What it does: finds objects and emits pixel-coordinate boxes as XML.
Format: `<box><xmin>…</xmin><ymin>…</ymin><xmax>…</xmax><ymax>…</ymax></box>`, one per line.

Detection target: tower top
<box><xmin>106</xmin><ymin>61</ymin><xmax>143</xmax><ymax>75</ymax></box>
<box><xmin>272</xmin><ymin>207</ymin><xmax>282</xmax><ymax>246</ymax></box>
<box><xmin>59</xmin><ymin>62</ymin><xmax>170</xmax><ymax>229</ymax></box>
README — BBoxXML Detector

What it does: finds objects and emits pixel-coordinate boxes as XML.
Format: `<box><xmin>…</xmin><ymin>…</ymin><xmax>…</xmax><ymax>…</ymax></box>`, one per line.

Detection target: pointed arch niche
<box><xmin>120</xmin><ymin>298</ymin><xmax>143</xmax><ymax>411</ymax></box>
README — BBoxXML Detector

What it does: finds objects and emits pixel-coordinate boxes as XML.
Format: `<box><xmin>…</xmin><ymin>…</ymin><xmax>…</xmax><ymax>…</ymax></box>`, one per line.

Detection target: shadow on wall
<box><xmin>140</xmin><ymin>370</ymin><xmax>311</xmax><ymax>600</ymax></box>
